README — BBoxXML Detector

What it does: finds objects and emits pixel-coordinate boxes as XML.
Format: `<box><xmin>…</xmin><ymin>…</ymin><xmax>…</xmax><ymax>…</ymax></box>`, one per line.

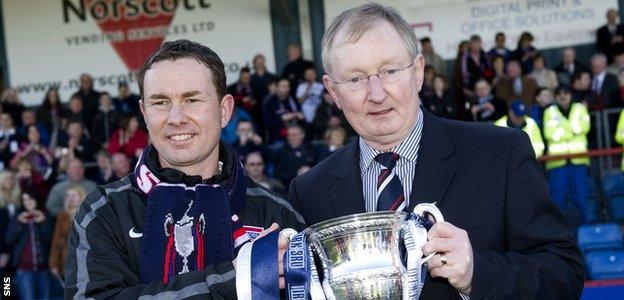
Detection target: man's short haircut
<box><xmin>495</xmin><ymin>32</ymin><xmax>505</xmax><ymax>39</ymax></box>
<box><xmin>591</xmin><ymin>53</ymin><xmax>607</xmax><ymax>65</ymax></box>
<box><xmin>420</xmin><ymin>37</ymin><xmax>431</xmax><ymax>44</ymax></box>
<box><xmin>321</xmin><ymin>3</ymin><xmax>418</xmax><ymax>75</ymax></box>
<box><xmin>470</xmin><ymin>35</ymin><xmax>481</xmax><ymax>42</ymax></box>
<box><xmin>137</xmin><ymin>39</ymin><xmax>226</xmax><ymax>101</ymax></box>
<box><xmin>240</xmin><ymin>67</ymin><xmax>251</xmax><ymax>74</ymax></box>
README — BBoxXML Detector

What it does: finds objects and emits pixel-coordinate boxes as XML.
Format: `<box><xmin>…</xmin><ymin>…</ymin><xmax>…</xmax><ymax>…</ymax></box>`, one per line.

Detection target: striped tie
<box><xmin>375</xmin><ymin>152</ymin><xmax>405</xmax><ymax>211</ymax></box>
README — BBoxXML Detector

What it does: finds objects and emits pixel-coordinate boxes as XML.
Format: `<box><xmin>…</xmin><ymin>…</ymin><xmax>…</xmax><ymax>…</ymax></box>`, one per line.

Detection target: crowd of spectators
<box><xmin>0</xmin><ymin>8</ymin><xmax>623</xmax><ymax>299</ymax></box>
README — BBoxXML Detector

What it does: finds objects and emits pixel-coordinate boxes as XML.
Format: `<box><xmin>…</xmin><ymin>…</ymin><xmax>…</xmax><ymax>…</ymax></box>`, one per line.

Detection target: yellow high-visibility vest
<box><xmin>495</xmin><ymin>116</ymin><xmax>545</xmax><ymax>157</ymax></box>
<box><xmin>543</xmin><ymin>103</ymin><xmax>590</xmax><ymax>169</ymax></box>
<box><xmin>616</xmin><ymin>110</ymin><xmax>624</xmax><ymax>171</ymax></box>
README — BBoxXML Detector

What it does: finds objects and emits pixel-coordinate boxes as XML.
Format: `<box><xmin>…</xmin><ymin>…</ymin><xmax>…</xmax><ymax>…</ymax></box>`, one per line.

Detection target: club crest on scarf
<box><xmin>163</xmin><ymin>201</ymin><xmax>206</xmax><ymax>276</ymax></box>
<box><xmin>135</xmin><ymin>144</ymin><xmax>250</xmax><ymax>284</ymax></box>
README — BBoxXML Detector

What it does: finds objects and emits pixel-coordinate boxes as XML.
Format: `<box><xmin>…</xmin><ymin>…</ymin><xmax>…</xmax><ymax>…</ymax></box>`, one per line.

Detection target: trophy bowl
<box><xmin>303</xmin><ymin>211</ymin><xmax>415</xmax><ymax>300</ymax></box>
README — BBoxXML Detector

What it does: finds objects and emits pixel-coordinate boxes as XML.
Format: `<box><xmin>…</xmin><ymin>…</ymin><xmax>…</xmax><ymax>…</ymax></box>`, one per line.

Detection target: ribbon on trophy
<box><xmin>236</xmin><ymin>203</ymin><xmax>443</xmax><ymax>300</ymax></box>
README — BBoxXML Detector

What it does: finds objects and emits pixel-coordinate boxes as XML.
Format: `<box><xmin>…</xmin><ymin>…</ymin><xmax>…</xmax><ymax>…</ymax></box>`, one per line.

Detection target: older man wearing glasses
<box><xmin>288</xmin><ymin>3</ymin><xmax>584</xmax><ymax>299</ymax></box>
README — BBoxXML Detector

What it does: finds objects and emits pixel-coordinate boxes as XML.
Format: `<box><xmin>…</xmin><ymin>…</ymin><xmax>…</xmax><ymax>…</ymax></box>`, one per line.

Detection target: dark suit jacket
<box><xmin>597</xmin><ymin>24</ymin><xmax>624</xmax><ymax>63</ymax></box>
<box><xmin>288</xmin><ymin>110</ymin><xmax>584</xmax><ymax>299</ymax></box>
<box><xmin>595</xmin><ymin>72</ymin><xmax>621</xmax><ymax>109</ymax></box>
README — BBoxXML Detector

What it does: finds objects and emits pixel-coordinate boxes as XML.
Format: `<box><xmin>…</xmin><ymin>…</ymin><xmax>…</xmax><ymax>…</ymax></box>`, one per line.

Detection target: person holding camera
<box><xmin>5</xmin><ymin>190</ymin><xmax>52</xmax><ymax>300</ymax></box>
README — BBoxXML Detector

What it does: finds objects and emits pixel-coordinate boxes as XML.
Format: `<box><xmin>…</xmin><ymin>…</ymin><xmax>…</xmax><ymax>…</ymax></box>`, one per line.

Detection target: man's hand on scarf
<box><xmin>256</xmin><ymin>223</ymin><xmax>289</xmax><ymax>289</ymax></box>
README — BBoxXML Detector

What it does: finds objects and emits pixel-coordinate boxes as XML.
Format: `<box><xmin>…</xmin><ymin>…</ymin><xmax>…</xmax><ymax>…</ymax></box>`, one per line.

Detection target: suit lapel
<box><xmin>408</xmin><ymin>109</ymin><xmax>456</xmax><ymax>212</ymax></box>
<box><xmin>328</xmin><ymin>140</ymin><xmax>366</xmax><ymax>216</ymax></box>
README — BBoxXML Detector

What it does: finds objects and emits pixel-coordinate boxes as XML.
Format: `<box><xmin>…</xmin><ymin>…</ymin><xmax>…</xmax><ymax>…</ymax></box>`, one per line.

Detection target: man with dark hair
<box><xmin>487</xmin><ymin>32</ymin><xmax>511</xmax><ymax>63</ymax></box>
<box><xmin>420</xmin><ymin>37</ymin><xmax>446</xmax><ymax>76</ymax></box>
<box><xmin>71</xmin><ymin>73</ymin><xmax>101</xmax><ymax>123</ymax></box>
<box><xmin>227</xmin><ymin>66</ymin><xmax>255</xmax><ymax>114</ymax></box>
<box><xmin>113</xmin><ymin>81</ymin><xmax>141</xmax><ymax>117</ymax></box>
<box><xmin>65</xmin><ymin>40</ymin><xmax>305</xmax><ymax>299</ymax></box>
<box><xmin>262</xmin><ymin>77</ymin><xmax>304</xmax><ymax>144</ymax></box>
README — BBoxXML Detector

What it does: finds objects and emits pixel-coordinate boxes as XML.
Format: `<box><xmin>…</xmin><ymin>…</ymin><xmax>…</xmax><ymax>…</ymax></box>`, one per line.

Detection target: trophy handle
<box><xmin>413</xmin><ymin>202</ymin><xmax>444</xmax><ymax>223</ymax></box>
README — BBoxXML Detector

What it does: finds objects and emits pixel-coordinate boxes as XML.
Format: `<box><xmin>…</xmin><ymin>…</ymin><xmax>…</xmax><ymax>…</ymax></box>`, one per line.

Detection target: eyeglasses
<box><xmin>331</xmin><ymin>61</ymin><xmax>415</xmax><ymax>91</ymax></box>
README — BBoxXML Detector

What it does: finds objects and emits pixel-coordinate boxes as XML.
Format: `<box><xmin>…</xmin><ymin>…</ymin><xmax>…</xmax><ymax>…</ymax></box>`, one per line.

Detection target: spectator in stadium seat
<box><xmin>555</xmin><ymin>48</ymin><xmax>589</xmax><ymax>86</ymax></box>
<box><xmin>596</xmin><ymin>8</ymin><xmax>624</xmax><ymax>64</ymax></box>
<box><xmin>471</xmin><ymin>78</ymin><xmax>507</xmax><ymax>122</ymax></box>
<box><xmin>232</xmin><ymin>119</ymin><xmax>263</xmax><ymax>161</ymax></box>
<box><xmin>315</xmin><ymin>126</ymin><xmax>347</xmax><ymax>161</ymax></box>
<box><xmin>530</xmin><ymin>87</ymin><xmax>554</xmax><ymax>129</ymax></box>
<box><xmin>420</xmin><ymin>37</ymin><xmax>446</xmax><ymax>77</ymax></box>
<box><xmin>422</xmin><ymin>74</ymin><xmax>458</xmax><ymax>119</ymax></box>
<box><xmin>511</xmin><ymin>31</ymin><xmax>538</xmax><ymax>74</ymax></box>
<box><xmin>110</xmin><ymin>152</ymin><xmax>131</xmax><ymax>181</ymax></box>
<box><xmin>544</xmin><ymin>85</ymin><xmax>593</xmax><ymax>223</ymax></box>
<box><xmin>490</xmin><ymin>55</ymin><xmax>506</xmax><ymax>86</ymax></box>
<box><xmin>0</xmin><ymin>88</ymin><xmax>24</xmax><ymax>128</ymax></box>
<box><xmin>220</xmin><ymin>106</ymin><xmax>251</xmax><ymax>145</ymax></box>
<box><xmin>273</xmin><ymin>124</ymin><xmax>315</xmax><ymax>188</ymax></box>
<box><xmin>487</xmin><ymin>32</ymin><xmax>511</xmax><ymax>63</ymax></box>
<box><xmin>18</xmin><ymin>110</ymin><xmax>50</xmax><ymax>147</ymax></box>
<box><xmin>570</xmin><ymin>70</ymin><xmax>596</xmax><ymax>107</ymax></box>
<box><xmin>590</xmin><ymin>53</ymin><xmax>621</xmax><ymax>109</ymax></box>
<box><xmin>296</xmin><ymin>67</ymin><xmax>324</xmax><ymax>124</ymax></box>
<box><xmin>494</xmin><ymin>60</ymin><xmax>538</xmax><ymax>106</ymax></box>
<box><xmin>108</xmin><ymin>114</ymin><xmax>149</xmax><ymax>160</ymax></box>
<box><xmin>281</xmin><ymin>44</ymin><xmax>315</xmax><ymax>96</ymax></box>
<box><xmin>49</xmin><ymin>186</ymin><xmax>86</xmax><ymax>281</ymax></box>
<box><xmin>250</xmin><ymin>53</ymin><xmax>277</xmax><ymax>106</ymax></box>
<box><xmin>244</xmin><ymin>151</ymin><xmax>285</xmax><ymax>197</ymax></box>
<box><xmin>92</xmin><ymin>151</ymin><xmax>113</xmax><ymax>184</ymax></box>
<box><xmin>71</xmin><ymin>73</ymin><xmax>101</xmax><ymax>122</ymax></box>
<box><xmin>262</xmin><ymin>78</ymin><xmax>304</xmax><ymax>144</ymax></box>
<box><xmin>452</xmin><ymin>40</ymin><xmax>470</xmax><ymax>118</ymax></box>
<box><xmin>311</xmin><ymin>89</ymin><xmax>351</xmax><ymax>140</ymax></box>
<box><xmin>0</xmin><ymin>113</ymin><xmax>19</xmax><ymax>169</ymax></box>
<box><xmin>45</xmin><ymin>158</ymin><xmax>96</xmax><ymax>217</ymax></box>
<box><xmin>227</xmin><ymin>67</ymin><xmax>255</xmax><ymax>114</ymax></box>
<box><xmin>36</xmin><ymin>87</ymin><xmax>66</xmax><ymax>134</ymax></box>
<box><xmin>112</xmin><ymin>81</ymin><xmax>140</xmax><ymax>117</ymax></box>
<box><xmin>607</xmin><ymin>50</ymin><xmax>624</xmax><ymax>75</ymax></box>
<box><xmin>495</xmin><ymin>100</ymin><xmax>545</xmax><ymax>157</ymax></box>
<box><xmin>5</xmin><ymin>190</ymin><xmax>52</xmax><ymax>300</ymax></box>
<box><xmin>91</xmin><ymin>92</ymin><xmax>119</xmax><ymax>150</ymax></box>
<box><xmin>0</xmin><ymin>171</ymin><xmax>21</xmax><ymax>216</ymax></box>
<box><xmin>58</xmin><ymin>119</ymin><xmax>95</xmax><ymax>162</ymax></box>
<box><xmin>0</xmin><ymin>171</ymin><xmax>19</xmax><ymax>291</ymax></box>
<box><xmin>10</xmin><ymin>125</ymin><xmax>53</xmax><ymax>177</ymax></box>
<box><xmin>461</xmin><ymin>35</ymin><xmax>493</xmax><ymax>98</ymax></box>
<box><xmin>65</xmin><ymin>94</ymin><xmax>87</xmax><ymax>127</ymax></box>
<box><xmin>419</xmin><ymin>65</ymin><xmax>436</xmax><ymax>100</ymax></box>
<box><xmin>16</xmin><ymin>159</ymin><xmax>49</xmax><ymax>207</ymax></box>
<box><xmin>529</xmin><ymin>53</ymin><xmax>558</xmax><ymax>90</ymax></box>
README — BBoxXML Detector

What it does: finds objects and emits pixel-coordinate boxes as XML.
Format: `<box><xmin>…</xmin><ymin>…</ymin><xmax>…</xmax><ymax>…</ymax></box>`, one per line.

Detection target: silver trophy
<box><xmin>301</xmin><ymin>203</ymin><xmax>443</xmax><ymax>300</ymax></box>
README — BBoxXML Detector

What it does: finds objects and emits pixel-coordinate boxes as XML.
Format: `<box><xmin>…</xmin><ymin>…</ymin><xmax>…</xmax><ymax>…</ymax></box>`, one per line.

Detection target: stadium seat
<box><xmin>585</xmin><ymin>250</ymin><xmax>624</xmax><ymax>280</ymax></box>
<box><xmin>577</xmin><ymin>223</ymin><xmax>623</xmax><ymax>253</ymax></box>
<box><xmin>608</xmin><ymin>195</ymin><xmax>624</xmax><ymax>221</ymax></box>
<box><xmin>602</xmin><ymin>173</ymin><xmax>624</xmax><ymax>198</ymax></box>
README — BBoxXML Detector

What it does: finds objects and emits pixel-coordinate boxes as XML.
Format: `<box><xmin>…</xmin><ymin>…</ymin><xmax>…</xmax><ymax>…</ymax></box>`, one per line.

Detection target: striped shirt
<box><xmin>360</xmin><ymin>109</ymin><xmax>423</xmax><ymax>212</ymax></box>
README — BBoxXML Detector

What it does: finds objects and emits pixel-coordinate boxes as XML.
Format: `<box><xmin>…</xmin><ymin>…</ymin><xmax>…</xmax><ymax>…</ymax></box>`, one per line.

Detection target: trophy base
<box><xmin>329</xmin><ymin>267</ymin><xmax>404</xmax><ymax>300</ymax></box>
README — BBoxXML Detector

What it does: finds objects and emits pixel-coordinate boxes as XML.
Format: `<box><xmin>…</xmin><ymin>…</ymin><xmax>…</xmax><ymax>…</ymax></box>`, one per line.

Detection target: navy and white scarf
<box><xmin>135</xmin><ymin>143</ymin><xmax>247</xmax><ymax>284</ymax></box>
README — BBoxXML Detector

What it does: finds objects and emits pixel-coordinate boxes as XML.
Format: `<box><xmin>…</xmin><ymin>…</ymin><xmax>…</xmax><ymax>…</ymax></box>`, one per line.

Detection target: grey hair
<box><xmin>321</xmin><ymin>3</ymin><xmax>419</xmax><ymax>76</ymax></box>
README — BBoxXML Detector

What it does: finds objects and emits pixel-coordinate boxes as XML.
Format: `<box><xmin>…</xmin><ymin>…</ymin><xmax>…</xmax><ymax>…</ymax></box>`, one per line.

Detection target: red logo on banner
<box><xmin>94</xmin><ymin>3</ymin><xmax>175</xmax><ymax>71</ymax></box>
